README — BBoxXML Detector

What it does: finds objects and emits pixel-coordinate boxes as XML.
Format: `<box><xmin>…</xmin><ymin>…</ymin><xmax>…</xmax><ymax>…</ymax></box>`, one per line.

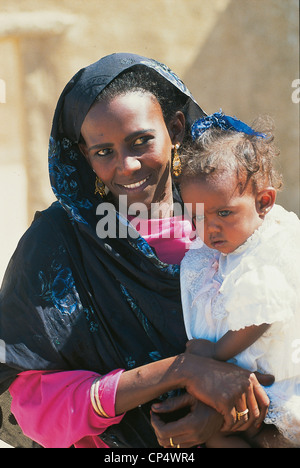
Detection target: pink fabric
<box><xmin>130</xmin><ymin>214</ymin><xmax>194</xmax><ymax>264</ymax></box>
<box><xmin>10</xmin><ymin>369</ymin><xmax>124</xmax><ymax>448</ymax></box>
<box><xmin>9</xmin><ymin>217</ymin><xmax>192</xmax><ymax>447</ymax></box>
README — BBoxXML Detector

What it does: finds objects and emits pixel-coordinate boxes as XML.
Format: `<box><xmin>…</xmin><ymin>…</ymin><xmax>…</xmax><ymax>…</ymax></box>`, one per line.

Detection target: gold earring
<box><xmin>172</xmin><ymin>144</ymin><xmax>181</xmax><ymax>177</ymax></box>
<box><xmin>94</xmin><ymin>176</ymin><xmax>106</xmax><ymax>197</ymax></box>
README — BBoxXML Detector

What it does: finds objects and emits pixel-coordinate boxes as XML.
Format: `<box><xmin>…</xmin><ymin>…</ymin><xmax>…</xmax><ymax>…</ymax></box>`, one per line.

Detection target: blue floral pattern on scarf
<box><xmin>49</xmin><ymin>137</ymin><xmax>92</xmax><ymax>225</ymax></box>
<box><xmin>39</xmin><ymin>267</ymin><xmax>81</xmax><ymax>316</ymax></box>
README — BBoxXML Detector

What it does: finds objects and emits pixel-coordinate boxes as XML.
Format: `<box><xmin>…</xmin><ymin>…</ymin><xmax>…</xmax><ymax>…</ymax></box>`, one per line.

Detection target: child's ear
<box><xmin>256</xmin><ymin>187</ymin><xmax>276</xmax><ymax>217</ymax></box>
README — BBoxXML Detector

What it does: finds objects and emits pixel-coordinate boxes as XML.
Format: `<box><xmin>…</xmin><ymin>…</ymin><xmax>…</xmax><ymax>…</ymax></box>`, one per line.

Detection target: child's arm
<box><xmin>213</xmin><ymin>324</ymin><xmax>270</xmax><ymax>361</ymax></box>
<box><xmin>186</xmin><ymin>323</ymin><xmax>270</xmax><ymax>362</ymax></box>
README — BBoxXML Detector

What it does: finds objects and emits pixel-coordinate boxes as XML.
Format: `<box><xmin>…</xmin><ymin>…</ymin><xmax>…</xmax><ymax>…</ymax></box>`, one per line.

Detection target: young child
<box><xmin>179</xmin><ymin>111</ymin><xmax>300</xmax><ymax>448</ymax></box>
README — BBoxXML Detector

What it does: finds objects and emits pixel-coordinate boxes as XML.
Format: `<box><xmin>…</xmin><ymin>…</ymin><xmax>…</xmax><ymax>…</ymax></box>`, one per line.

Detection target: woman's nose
<box><xmin>117</xmin><ymin>153</ymin><xmax>141</xmax><ymax>176</ymax></box>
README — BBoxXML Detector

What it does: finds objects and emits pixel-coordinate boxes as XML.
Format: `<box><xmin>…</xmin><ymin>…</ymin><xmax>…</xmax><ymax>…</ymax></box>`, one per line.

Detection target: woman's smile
<box><xmin>117</xmin><ymin>175</ymin><xmax>151</xmax><ymax>191</ymax></box>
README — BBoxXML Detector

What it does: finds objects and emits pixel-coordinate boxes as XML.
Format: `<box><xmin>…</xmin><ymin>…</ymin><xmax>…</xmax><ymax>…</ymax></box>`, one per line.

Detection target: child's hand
<box><xmin>185</xmin><ymin>338</ymin><xmax>216</xmax><ymax>359</ymax></box>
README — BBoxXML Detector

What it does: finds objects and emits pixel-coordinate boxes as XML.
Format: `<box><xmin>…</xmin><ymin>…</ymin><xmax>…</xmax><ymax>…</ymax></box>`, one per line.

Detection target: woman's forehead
<box><xmin>83</xmin><ymin>92</ymin><xmax>162</xmax><ymax>125</ymax></box>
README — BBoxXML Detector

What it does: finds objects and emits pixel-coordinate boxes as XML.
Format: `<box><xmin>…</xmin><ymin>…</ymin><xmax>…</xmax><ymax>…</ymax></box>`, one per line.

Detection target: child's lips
<box><xmin>211</xmin><ymin>239</ymin><xmax>226</xmax><ymax>248</ymax></box>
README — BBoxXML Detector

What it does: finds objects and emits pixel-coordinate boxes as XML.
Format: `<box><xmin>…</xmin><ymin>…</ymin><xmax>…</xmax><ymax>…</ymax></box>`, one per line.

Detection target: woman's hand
<box><xmin>179</xmin><ymin>354</ymin><xmax>272</xmax><ymax>432</ymax></box>
<box><xmin>151</xmin><ymin>393</ymin><xmax>223</xmax><ymax>448</ymax></box>
<box><xmin>115</xmin><ymin>352</ymin><xmax>272</xmax><ymax>436</ymax></box>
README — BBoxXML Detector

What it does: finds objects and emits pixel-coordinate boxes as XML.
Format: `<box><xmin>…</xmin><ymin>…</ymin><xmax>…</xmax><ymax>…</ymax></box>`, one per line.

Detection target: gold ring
<box><xmin>236</xmin><ymin>408</ymin><xmax>249</xmax><ymax>421</ymax></box>
<box><xmin>170</xmin><ymin>437</ymin><xmax>175</xmax><ymax>447</ymax></box>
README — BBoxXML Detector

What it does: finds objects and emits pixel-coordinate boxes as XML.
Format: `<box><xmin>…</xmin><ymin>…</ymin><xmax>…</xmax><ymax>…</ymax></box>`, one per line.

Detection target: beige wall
<box><xmin>0</xmin><ymin>0</ymin><xmax>299</xmax><ymax>282</ymax></box>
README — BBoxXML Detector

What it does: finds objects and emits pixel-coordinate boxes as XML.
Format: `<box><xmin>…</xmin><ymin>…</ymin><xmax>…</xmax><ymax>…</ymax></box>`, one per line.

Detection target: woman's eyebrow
<box><xmin>88</xmin><ymin>143</ymin><xmax>114</xmax><ymax>151</ymax></box>
<box><xmin>87</xmin><ymin>129</ymin><xmax>156</xmax><ymax>152</ymax></box>
<box><xmin>124</xmin><ymin>129</ymin><xmax>156</xmax><ymax>142</ymax></box>
<box><xmin>88</xmin><ymin>142</ymin><xmax>112</xmax><ymax>152</ymax></box>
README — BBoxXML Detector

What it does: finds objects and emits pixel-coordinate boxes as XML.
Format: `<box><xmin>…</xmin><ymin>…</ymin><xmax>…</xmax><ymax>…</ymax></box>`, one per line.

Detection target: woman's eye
<box><xmin>96</xmin><ymin>148</ymin><xmax>112</xmax><ymax>157</ymax></box>
<box><xmin>134</xmin><ymin>137</ymin><xmax>145</xmax><ymax>145</ymax></box>
<box><xmin>218</xmin><ymin>210</ymin><xmax>231</xmax><ymax>217</ymax></box>
<box><xmin>133</xmin><ymin>136</ymin><xmax>152</xmax><ymax>147</ymax></box>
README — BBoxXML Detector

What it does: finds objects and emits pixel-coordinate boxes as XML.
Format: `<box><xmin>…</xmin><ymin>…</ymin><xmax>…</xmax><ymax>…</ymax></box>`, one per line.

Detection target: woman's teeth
<box><xmin>122</xmin><ymin>177</ymin><xmax>148</xmax><ymax>189</ymax></box>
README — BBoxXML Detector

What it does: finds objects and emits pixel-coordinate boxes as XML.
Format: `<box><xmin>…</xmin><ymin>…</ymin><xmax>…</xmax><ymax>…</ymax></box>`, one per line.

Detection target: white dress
<box><xmin>181</xmin><ymin>205</ymin><xmax>300</xmax><ymax>446</ymax></box>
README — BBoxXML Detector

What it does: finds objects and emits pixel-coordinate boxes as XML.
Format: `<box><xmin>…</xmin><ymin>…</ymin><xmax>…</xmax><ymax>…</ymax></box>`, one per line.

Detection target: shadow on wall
<box><xmin>184</xmin><ymin>0</ymin><xmax>299</xmax><ymax>215</ymax></box>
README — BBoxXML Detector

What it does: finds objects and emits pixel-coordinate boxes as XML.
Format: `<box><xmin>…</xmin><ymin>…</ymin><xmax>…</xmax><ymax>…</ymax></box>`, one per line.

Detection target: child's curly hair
<box><xmin>179</xmin><ymin>116</ymin><xmax>283</xmax><ymax>194</ymax></box>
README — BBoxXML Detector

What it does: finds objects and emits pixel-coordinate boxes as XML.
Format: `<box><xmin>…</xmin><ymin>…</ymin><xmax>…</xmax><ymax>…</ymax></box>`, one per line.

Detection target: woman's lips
<box><xmin>117</xmin><ymin>176</ymin><xmax>150</xmax><ymax>191</ymax></box>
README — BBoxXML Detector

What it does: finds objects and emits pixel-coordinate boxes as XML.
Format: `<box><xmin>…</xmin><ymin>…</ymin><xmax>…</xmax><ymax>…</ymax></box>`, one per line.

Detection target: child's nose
<box><xmin>206</xmin><ymin>219</ymin><xmax>222</xmax><ymax>234</ymax></box>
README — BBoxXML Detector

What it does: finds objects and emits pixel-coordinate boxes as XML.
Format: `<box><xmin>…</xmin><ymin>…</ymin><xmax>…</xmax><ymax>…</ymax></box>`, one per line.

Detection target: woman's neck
<box><xmin>114</xmin><ymin>188</ymin><xmax>176</xmax><ymax>219</ymax></box>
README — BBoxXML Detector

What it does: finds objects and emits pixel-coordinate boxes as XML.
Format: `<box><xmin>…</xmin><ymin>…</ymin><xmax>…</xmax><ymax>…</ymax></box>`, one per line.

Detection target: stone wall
<box><xmin>0</xmin><ymin>0</ymin><xmax>299</xmax><ymax>282</ymax></box>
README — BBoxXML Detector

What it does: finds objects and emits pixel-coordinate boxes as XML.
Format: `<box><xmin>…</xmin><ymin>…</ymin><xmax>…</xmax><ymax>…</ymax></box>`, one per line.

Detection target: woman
<box><xmin>0</xmin><ymin>53</ymin><xmax>271</xmax><ymax>448</ymax></box>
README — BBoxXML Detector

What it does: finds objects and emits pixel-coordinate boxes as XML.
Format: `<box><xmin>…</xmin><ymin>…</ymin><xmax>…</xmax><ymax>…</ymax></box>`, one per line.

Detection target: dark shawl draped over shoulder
<box><xmin>0</xmin><ymin>53</ymin><xmax>205</xmax><ymax>447</ymax></box>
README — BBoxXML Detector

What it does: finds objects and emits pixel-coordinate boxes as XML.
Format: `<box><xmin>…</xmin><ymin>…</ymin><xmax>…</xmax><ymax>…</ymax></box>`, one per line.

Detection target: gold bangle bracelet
<box><xmin>90</xmin><ymin>377</ymin><xmax>110</xmax><ymax>418</ymax></box>
<box><xmin>94</xmin><ymin>377</ymin><xmax>110</xmax><ymax>418</ymax></box>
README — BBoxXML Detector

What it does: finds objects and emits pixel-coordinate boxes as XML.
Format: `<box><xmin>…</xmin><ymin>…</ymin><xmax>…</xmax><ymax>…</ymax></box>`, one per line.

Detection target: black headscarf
<box><xmin>0</xmin><ymin>53</ymin><xmax>205</xmax><ymax>447</ymax></box>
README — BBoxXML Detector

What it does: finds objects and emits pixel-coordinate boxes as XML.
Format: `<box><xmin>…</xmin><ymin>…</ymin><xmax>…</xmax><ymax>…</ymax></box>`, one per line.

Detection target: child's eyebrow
<box><xmin>204</xmin><ymin>205</ymin><xmax>235</xmax><ymax>214</ymax></box>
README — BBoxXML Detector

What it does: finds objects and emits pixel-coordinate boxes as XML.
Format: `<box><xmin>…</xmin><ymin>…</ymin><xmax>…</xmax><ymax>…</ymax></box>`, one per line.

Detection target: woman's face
<box><xmin>80</xmin><ymin>91</ymin><xmax>183</xmax><ymax>212</ymax></box>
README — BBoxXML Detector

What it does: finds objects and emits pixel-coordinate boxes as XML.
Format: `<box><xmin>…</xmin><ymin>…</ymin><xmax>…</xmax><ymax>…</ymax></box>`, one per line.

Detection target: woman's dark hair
<box><xmin>179</xmin><ymin>116</ymin><xmax>283</xmax><ymax>194</ymax></box>
<box><xmin>94</xmin><ymin>65</ymin><xmax>189</xmax><ymax>126</ymax></box>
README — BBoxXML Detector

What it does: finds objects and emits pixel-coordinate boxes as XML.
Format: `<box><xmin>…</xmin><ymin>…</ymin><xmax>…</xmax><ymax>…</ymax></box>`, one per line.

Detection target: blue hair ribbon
<box><xmin>191</xmin><ymin>110</ymin><xmax>266</xmax><ymax>140</ymax></box>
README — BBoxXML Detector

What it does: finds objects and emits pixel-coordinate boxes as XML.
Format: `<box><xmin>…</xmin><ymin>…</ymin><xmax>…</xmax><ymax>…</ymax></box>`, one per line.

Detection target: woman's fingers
<box><xmin>150</xmin><ymin>406</ymin><xmax>194</xmax><ymax>448</ymax></box>
<box><xmin>251</xmin><ymin>372</ymin><xmax>270</xmax><ymax>427</ymax></box>
<box><xmin>230</xmin><ymin>394</ymin><xmax>250</xmax><ymax>431</ymax></box>
<box><xmin>180</xmin><ymin>355</ymin><xmax>271</xmax><ymax>434</ymax></box>
<box><xmin>225</xmin><ymin>373</ymin><xmax>270</xmax><ymax>432</ymax></box>
<box><xmin>151</xmin><ymin>393</ymin><xmax>196</xmax><ymax>447</ymax></box>
<box><xmin>151</xmin><ymin>392</ymin><xmax>194</xmax><ymax>414</ymax></box>
<box><xmin>151</xmin><ymin>394</ymin><xmax>223</xmax><ymax>448</ymax></box>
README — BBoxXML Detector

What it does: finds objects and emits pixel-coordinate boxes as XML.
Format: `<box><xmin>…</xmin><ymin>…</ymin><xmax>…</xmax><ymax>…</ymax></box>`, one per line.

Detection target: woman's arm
<box><xmin>10</xmin><ymin>369</ymin><xmax>125</xmax><ymax>448</ymax></box>
<box><xmin>115</xmin><ymin>356</ymin><xmax>183</xmax><ymax>414</ymax></box>
<box><xmin>10</xmin><ymin>353</ymin><xmax>271</xmax><ymax>447</ymax></box>
<box><xmin>115</xmin><ymin>353</ymin><xmax>271</xmax><ymax>431</ymax></box>
<box><xmin>9</xmin><ymin>358</ymin><xmax>188</xmax><ymax>448</ymax></box>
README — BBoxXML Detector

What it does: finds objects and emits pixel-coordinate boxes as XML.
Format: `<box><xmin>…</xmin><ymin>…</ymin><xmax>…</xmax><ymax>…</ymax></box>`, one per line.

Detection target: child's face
<box><xmin>181</xmin><ymin>174</ymin><xmax>265</xmax><ymax>254</ymax></box>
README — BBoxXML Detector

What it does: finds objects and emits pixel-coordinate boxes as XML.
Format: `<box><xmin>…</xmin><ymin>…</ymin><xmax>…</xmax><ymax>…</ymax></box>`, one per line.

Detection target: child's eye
<box><xmin>218</xmin><ymin>210</ymin><xmax>231</xmax><ymax>217</ymax></box>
